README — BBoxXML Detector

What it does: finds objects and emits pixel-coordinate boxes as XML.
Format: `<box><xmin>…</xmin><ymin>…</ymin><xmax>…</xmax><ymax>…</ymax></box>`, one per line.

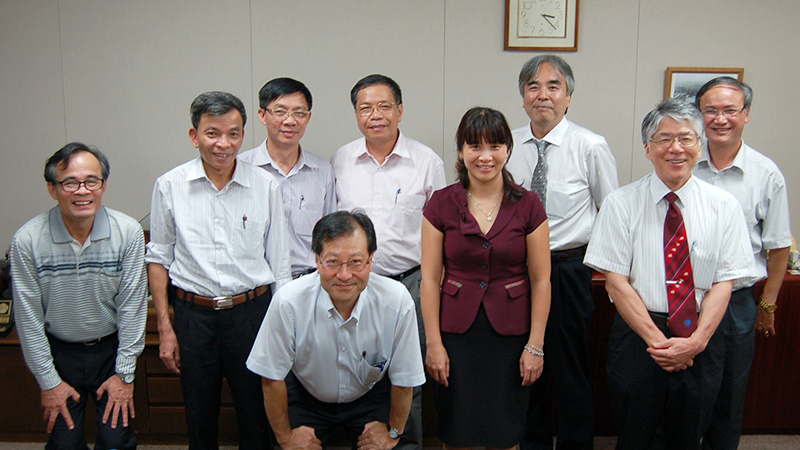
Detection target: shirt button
<box><xmin>340</xmin><ymin>347</ymin><xmax>346</xmax><ymax>352</ymax></box>
<box><xmin>479</xmin><ymin>281</ymin><xmax>487</xmax><ymax>288</ymax></box>
<box><xmin>483</xmin><ymin>241</ymin><xmax>490</xmax><ymax>249</ymax></box>
<box><xmin>481</xmin><ymin>262</ymin><xmax>488</xmax><ymax>269</ymax></box>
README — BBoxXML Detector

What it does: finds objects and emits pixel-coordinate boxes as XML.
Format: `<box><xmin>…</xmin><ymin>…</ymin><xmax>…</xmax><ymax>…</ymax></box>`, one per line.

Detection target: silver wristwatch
<box><xmin>388</xmin><ymin>426</ymin><xmax>401</xmax><ymax>439</ymax></box>
<box><xmin>117</xmin><ymin>372</ymin><xmax>135</xmax><ymax>384</ymax></box>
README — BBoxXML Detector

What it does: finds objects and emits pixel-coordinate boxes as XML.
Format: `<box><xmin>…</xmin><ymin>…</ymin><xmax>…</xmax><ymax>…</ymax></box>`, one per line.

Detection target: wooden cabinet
<box><xmin>2</xmin><ymin>274</ymin><xmax>799</xmax><ymax>443</ymax></box>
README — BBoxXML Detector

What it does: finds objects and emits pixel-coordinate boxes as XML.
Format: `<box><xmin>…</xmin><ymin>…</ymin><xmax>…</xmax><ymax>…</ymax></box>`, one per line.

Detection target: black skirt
<box><xmin>435</xmin><ymin>304</ymin><xmax>532</xmax><ymax>448</ymax></box>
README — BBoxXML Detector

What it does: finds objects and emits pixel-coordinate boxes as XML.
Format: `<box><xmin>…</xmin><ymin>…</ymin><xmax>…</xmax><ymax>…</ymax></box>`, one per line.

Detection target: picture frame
<box><xmin>505</xmin><ymin>0</ymin><xmax>580</xmax><ymax>51</ymax></box>
<box><xmin>664</xmin><ymin>67</ymin><xmax>744</xmax><ymax>100</ymax></box>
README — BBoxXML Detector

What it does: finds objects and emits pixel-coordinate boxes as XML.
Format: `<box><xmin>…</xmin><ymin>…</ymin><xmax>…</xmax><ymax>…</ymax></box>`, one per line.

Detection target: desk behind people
<box><xmin>1</xmin><ymin>273</ymin><xmax>798</xmax><ymax>442</ymax></box>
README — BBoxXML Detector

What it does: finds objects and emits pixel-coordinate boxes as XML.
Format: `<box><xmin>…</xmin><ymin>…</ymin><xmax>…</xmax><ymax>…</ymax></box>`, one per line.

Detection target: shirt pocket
<box><xmin>358</xmin><ymin>356</ymin><xmax>388</xmax><ymax>389</ymax></box>
<box><xmin>391</xmin><ymin>194</ymin><xmax>426</xmax><ymax>237</ymax></box>
<box><xmin>296</xmin><ymin>198</ymin><xmax>325</xmax><ymax>238</ymax></box>
<box><xmin>548</xmin><ymin>182</ymin><xmax>583</xmax><ymax>219</ymax></box>
<box><xmin>690</xmin><ymin>245</ymin><xmax>718</xmax><ymax>291</ymax></box>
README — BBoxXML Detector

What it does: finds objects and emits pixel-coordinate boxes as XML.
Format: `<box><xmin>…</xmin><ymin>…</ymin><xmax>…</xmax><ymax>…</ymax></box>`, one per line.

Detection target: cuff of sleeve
<box><xmin>38</xmin><ymin>369</ymin><xmax>63</xmax><ymax>391</ymax></box>
<box><xmin>115</xmin><ymin>356</ymin><xmax>138</xmax><ymax>375</ymax></box>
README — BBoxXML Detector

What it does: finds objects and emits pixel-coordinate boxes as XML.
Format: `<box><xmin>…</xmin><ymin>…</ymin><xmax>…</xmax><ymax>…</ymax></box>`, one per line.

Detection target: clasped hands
<box><xmin>647</xmin><ymin>336</ymin><xmax>704</xmax><ymax>372</ymax></box>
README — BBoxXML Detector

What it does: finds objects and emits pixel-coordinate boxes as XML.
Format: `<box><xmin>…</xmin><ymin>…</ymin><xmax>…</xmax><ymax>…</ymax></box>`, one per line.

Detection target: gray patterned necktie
<box><xmin>530</xmin><ymin>139</ymin><xmax>549</xmax><ymax>209</ymax></box>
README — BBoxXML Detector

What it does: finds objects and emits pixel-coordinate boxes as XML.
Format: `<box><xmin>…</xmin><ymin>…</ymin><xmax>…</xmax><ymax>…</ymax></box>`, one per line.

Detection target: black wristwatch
<box><xmin>388</xmin><ymin>426</ymin><xmax>402</xmax><ymax>439</ymax></box>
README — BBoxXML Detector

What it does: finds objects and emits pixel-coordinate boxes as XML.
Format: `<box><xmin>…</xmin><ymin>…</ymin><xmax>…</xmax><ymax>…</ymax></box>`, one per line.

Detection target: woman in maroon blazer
<box><xmin>421</xmin><ymin>107</ymin><xmax>551</xmax><ymax>449</ymax></box>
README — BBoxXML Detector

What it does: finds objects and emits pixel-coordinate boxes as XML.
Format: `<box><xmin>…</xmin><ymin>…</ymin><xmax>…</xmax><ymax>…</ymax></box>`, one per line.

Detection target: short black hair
<box><xmin>694</xmin><ymin>76</ymin><xmax>753</xmax><ymax>111</ymax></box>
<box><xmin>312</xmin><ymin>211</ymin><xmax>377</xmax><ymax>256</ymax></box>
<box><xmin>190</xmin><ymin>91</ymin><xmax>247</xmax><ymax>129</ymax></box>
<box><xmin>349</xmin><ymin>74</ymin><xmax>402</xmax><ymax>108</ymax></box>
<box><xmin>44</xmin><ymin>142</ymin><xmax>110</xmax><ymax>183</ymax></box>
<box><xmin>258</xmin><ymin>77</ymin><xmax>312</xmax><ymax>110</ymax></box>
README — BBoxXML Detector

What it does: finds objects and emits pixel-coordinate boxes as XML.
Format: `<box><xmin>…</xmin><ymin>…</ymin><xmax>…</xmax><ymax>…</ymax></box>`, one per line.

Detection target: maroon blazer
<box><xmin>424</xmin><ymin>183</ymin><xmax>546</xmax><ymax>335</ymax></box>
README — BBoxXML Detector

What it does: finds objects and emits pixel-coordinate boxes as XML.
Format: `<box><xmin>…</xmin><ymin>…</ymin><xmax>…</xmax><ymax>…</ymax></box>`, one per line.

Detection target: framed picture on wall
<box><xmin>505</xmin><ymin>0</ymin><xmax>580</xmax><ymax>51</ymax></box>
<box><xmin>664</xmin><ymin>67</ymin><xmax>744</xmax><ymax>99</ymax></box>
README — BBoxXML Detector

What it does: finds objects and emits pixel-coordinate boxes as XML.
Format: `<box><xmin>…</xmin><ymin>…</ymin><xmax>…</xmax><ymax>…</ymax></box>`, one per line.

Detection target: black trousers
<box><xmin>286</xmin><ymin>371</ymin><xmax>396</xmax><ymax>450</ymax></box>
<box><xmin>608</xmin><ymin>312</ymin><xmax>724</xmax><ymax>450</ymax></box>
<box><xmin>523</xmin><ymin>255</ymin><xmax>595</xmax><ymax>450</ymax></box>
<box><xmin>46</xmin><ymin>332</ymin><xmax>137</xmax><ymax>450</ymax></box>
<box><xmin>171</xmin><ymin>286</ymin><xmax>273</xmax><ymax>450</ymax></box>
<box><xmin>702</xmin><ymin>286</ymin><xmax>756</xmax><ymax>450</ymax></box>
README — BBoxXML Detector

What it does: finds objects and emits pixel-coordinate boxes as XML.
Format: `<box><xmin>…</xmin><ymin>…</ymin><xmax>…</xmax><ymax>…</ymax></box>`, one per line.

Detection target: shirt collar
<box><xmin>523</xmin><ymin>117</ymin><xmax>568</xmax><ymax>147</ymax></box>
<box><xmin>353</xmin><ymin>130</ymin><xmax>410</xmax><ymax>162</ymax></box>
<box><xmin>648</xmin><ymin>172</ymin><xmax>696</xmax><ymax>206</ymax></box>
<box><xmin>698</xmin><ymin>141</ymin><xmax>747</xmax><ymax>174</ymax></box>
<box><xmin>319</xmin><ymin>279</ymin><xmax>368</xmax><ymax>325</ymax></box>
<box><xmin>185</xmin><ymin>156</ymin><xmax>250</xmax><ymax>189</ymax></box>
<box><xmin>249</xmin><ymin>139</ymin><xmax>319</xmax><ymax>172</ymax></box>
<box><xmin>49</xmin><ymin>205</ymin><xmax>110</xmax><ymax>244</ymax></box>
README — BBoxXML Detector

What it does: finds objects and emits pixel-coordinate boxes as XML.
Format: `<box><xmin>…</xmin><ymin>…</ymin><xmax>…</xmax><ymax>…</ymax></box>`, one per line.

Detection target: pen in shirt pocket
<box><xmin>395</xmin><ymin>189</ymin><xmax>401</xmax><ymax>204</ymax></box>
<box><xmin>299</xmin><ymin>194</ymin><xmax>304</xmax><ymax>210</ymax></box>
<box><xmin>242</xmin><ymin>214</ymin><xmax>247</xmax><ymax>229</ymax></box>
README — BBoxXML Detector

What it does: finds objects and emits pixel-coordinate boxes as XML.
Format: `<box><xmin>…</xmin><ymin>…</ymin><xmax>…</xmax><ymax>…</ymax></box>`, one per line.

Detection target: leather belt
<box><xmin>292</xmin><ymin>267</ymin><xmax>317</xmax><ymax>279</ymax></box>
<box><xmin>389</xmin><ymin>265</ymin><xmax>421</xmax><ymax>282</ymax></box>
<box><xmin>551</xmin><ymin>245</ymin><xmax>587</xmax><ymax>263</ymax></box>
<box><xmin>176</xmin><ymin>285</ymin><xmax>269</xmax><ymax>310</ymax></box>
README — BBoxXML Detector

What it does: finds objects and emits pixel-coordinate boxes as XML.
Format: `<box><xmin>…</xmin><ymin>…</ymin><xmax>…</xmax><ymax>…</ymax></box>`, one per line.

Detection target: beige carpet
<box><xmin>2</xmin><ymin>435</ymin><xmax>800</xmax><ymax>449</ymax></box>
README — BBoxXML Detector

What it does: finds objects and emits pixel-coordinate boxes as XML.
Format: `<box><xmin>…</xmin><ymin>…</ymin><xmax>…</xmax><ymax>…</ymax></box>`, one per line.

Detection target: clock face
<box><xmin>517</xmin><ymin>0</ymin><xmax>567</xmax><ymax>38</ymax></box>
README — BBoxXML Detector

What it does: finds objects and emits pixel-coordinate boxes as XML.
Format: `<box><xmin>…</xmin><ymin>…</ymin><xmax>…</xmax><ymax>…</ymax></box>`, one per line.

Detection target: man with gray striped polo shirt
<box><xmin>11</xmin><ymin>143</ymin><xmax>147</xmax><ymax>450</ymax></box>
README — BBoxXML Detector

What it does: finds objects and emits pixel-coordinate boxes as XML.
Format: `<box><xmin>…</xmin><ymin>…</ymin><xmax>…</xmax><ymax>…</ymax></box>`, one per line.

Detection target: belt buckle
<box><xmin>212</xmin><ymin>296</ymin><xmax>234</xmax><ymax>310</ymax></box>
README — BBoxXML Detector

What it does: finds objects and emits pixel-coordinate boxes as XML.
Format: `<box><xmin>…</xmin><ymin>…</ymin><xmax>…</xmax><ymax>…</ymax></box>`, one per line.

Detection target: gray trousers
<box><xmin>396</xmin><ymin>268</ymin><xmax>424</xmax><ymax>450</ymax></box>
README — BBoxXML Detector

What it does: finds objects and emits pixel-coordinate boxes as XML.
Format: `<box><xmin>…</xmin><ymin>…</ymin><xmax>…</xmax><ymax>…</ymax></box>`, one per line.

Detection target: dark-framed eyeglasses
<box><xmin>356</xmin><ymin>102</ymin><xmax>396</xmax><ymax>118</ymax></box>
<box><xmin>265</xmin><ymin>108</ymin><xmax>311</xmax><ymax>120</ymax></box>
<box><xmin>649</xmin><ymin>133</ymin><xmax>699</xmax><ymax>149</ymax></box>
<box><xmin>53</xmin><ymin>177</ymin><xmax>105</xmax><ymax>192</ymax></box>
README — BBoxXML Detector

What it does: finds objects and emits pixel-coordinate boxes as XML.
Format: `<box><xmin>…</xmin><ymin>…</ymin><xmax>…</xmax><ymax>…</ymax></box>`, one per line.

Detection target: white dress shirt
<box><xmin>584</xmin><ymin>174</ymin><xmax>754</xmax><ymax>313</ymax></box>
<box><xmin>694</xmin><ymin>141</ymin><xmax>792</xmax><ymax>289</ymax></box>
<box><xmin>331</xmin><ymin>131</ymin><xmax>446</xmax><ymax>276</ymax></box>
<box><xmin>239</xmin><ymin>140</ymin><xmax>337</xmax><ymax>274</ymax></box>
<box><xmin>145</xmin><ymin>157</ymin><xmax>291</xmax><ymax>297</ymax></box>
<box><xmin>246</xmin><ymin>273</ymin><xmax>426</xmax><ymax>403</ymax></box>
<box><xmin>508</xmin><ymin>118</ymin><xmax>618</xmax><ymax>251</ymax></box>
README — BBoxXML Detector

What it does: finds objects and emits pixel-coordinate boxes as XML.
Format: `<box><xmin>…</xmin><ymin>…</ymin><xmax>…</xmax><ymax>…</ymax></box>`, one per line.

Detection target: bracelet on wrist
<box><xmin>524</xmin><ymin>344</ymin><xmax>544</xmax><ymax>357</ymax></box>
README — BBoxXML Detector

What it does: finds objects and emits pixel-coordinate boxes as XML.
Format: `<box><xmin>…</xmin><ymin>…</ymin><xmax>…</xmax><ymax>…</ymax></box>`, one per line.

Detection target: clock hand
<box><xmin>542</xmin><ymin>14</ymin><xmax>557</xmax><ymax>29</ymax></box>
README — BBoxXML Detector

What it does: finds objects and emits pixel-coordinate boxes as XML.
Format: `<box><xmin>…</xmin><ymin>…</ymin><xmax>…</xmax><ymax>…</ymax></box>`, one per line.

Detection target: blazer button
<box><xmin>479</xmin><ymin>281</ymin><xmax>487</xmax><ymax>288</ymax></box>
<box><xmin>481</xmin><ymin>262</ymin><xmax>488</xmax><ymax>269</ymax></box>
<box><xmin>483</xmin><ymin>241</ymin><xmax>490</xmax><ymax>249</ymax></box>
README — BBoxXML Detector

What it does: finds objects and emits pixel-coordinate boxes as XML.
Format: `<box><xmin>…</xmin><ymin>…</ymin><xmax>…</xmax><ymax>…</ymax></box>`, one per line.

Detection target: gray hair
<box><xmin>694</xmin><ymin>76</ymin><xmax>753</xmax><ymax>111</ymax></box>
<box><xmin>641</xmin><ymin>97</ymin><xmax>706</xmax><ymax>145</ymax></box>
<box><xmin>518</xmin><ymin>54</ymin><xmax>575</xmax><ymax>97</ymax></box>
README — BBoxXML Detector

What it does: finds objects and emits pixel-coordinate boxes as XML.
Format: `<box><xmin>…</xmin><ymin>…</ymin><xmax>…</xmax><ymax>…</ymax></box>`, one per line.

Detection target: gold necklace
<box><xmin>468</xmin><ymin>191</ymin><xmax>501</xmax><ymax>222</ymax></box>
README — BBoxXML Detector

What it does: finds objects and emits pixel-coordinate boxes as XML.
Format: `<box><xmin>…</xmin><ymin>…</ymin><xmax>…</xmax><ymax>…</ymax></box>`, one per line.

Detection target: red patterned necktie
<box><xmin>663</xmin><ymin>192</ymin><xmax>698</xmax><ymax>337</ymax></box>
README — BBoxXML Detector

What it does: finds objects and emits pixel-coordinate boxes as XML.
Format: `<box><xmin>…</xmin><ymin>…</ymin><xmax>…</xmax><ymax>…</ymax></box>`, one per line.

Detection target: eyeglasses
<box><xmin>265</xmin><ymin>108</ymin><xmax>311</xmax><ymax>121</ymax></box>
<box><xmin>320</xmin><ymin>257</ymin><xmax>371</xmax><ymax>272</ymax></box>
<box><xmin>701</xmin><ymin>107</ymin><xmax>746</xmax><ymax>119</ymax></box>
<box><xmin>356</xmin><ymin>102</ymin><xmax>396</xmax><ymax>117</ymax></box>
<box><xmin>649</xmin><ymin>133</ymin><xmax>699</xmax><ymax>149</ymax></box>
<box><xmin>54</xmin><ymin>177</ymin><xmax>105</xmax><ymax>192</ymax></box>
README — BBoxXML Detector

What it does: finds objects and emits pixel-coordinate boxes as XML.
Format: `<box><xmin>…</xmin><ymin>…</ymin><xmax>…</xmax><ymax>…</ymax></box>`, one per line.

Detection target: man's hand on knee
<box><xmin>357</xmin><ymin>421</ymin><xmax>399</xmax><ymax>450</ymax></box>
<box><xmin>279</xmin><ymin>425</ymin><xmax>322</xmax><ymax>450</ymax></box>
<box><xmin>41</xmin><ymin>381</ymin><xmax>80</xmax><ymax>433</ymax></box>
<box><xmin>97</xmin><ymin>374</ymin><xmax>135</xmax><ymax>428</ymax></box>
